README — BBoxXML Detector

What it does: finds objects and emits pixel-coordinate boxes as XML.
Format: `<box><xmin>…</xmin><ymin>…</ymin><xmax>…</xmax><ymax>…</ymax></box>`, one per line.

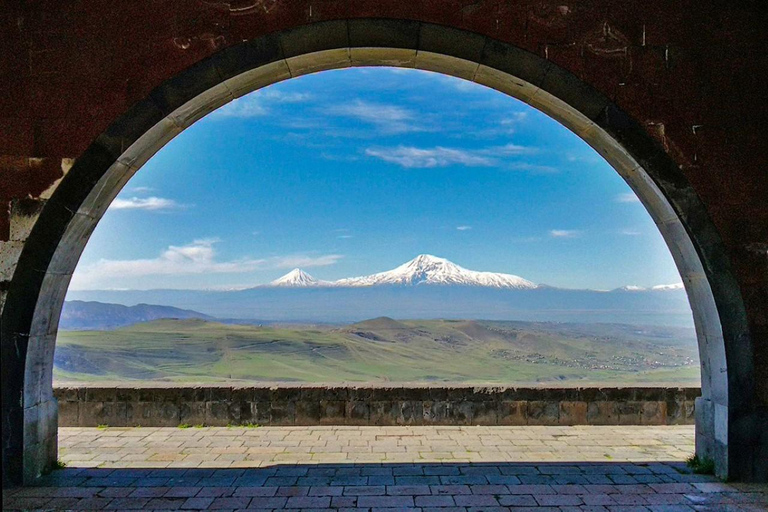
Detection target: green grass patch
<box><xmin>54</xmin><ymin>318</ymin><xmax>701</xmax><ymax>386</ymax></box>
<box><xmin>686</xmin><ymin>454</ymin><xmax>715</xmax><ymax>475</ymax></box>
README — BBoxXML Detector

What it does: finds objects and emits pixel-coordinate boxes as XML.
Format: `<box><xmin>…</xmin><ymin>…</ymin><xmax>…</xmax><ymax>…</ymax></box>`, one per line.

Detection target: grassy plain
<box><xmin>54</xmin><ymin>318</ymin><xmax>700</xmax><ymax>386</ymax></box>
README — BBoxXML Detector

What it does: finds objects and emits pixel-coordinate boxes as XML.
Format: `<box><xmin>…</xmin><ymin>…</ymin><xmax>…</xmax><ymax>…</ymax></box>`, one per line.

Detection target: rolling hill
<box><xmin>54</xmin><ymin>317</ymin><xmax>700</xmax><ymax>385</ymax></box>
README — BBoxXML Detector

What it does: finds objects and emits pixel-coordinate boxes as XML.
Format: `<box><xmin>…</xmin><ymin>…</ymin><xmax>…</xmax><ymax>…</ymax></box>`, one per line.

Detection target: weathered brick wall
<box><xmin>55</xmin><ymin>385</ymin><xmax>698</xmax><ymax>427</ymax></box>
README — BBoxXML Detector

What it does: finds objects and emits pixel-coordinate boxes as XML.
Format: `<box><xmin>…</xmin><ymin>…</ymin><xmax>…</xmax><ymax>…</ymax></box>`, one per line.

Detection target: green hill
<box><xmin>54</xmin><ymin>318</ymin><xmax>700</xmax><ymax>385</ymax></box>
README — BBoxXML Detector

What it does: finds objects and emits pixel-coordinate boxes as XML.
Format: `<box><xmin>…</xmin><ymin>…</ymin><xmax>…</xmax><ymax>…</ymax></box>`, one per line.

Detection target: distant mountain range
<box><xmin>66</xmin><ymin>255</ymin><xmax>693</xmax><ymax>328</ymax></box>
<box><xmin>60</xmin><ymin>301</ymin><xmax>213</xmax><ymax>330</ymax></box>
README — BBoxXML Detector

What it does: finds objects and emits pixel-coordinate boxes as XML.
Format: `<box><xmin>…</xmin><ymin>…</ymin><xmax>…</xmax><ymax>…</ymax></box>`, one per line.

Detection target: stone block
<box><xmin>130</xmin><ymin>401</ymin><xmax>179</xmax><ymax>427</ymax></box>
<box><xmin>57</xmin><ymin>400</ymin><xmax>78</xmax><ymax>427</ymax></box>
<box><xmin>587</xmin><ymin>401</ymin><xmax>619</xmax><ymax>425</ymax></box>
<box><xmin>449</xmin><ymin>401</ymin><xmax>475</xmax><ymax>425</ymax></box>
<box><xmin>395</xmin><ymin>400</ymin><xmax>423</xmax><ymax>425</ymax></box>
<box><xmin>179</xmin><ymin>402</ymin><xmax>207</xmax><ymax>425</ymax></box>
<box><xmin>83</xmin><ymin>387</ymin><xmax>117</xmax><ymax>403</ymax></box>
<box><xmin>346</xmin><ymin>401</ymin><xmax>369</xmax><ymax>425</ymax></box>
<box><xmin>422</xmin><ymin>400</ymin><xmax>450</xmax><ymax>424</ymax></box>
<box><xmin>369</xmin><ymin>401</ymin><xmax>396</xmax><ymax>425</ymax></box>
<box><xmin>472</xmin><ymin>401</ymin><xmax>499</xmax><ymax>425</ymax></box>
<box><xmin>79</xmin><ymin>401</ymin><xmax>127</xmax><ymax>427</ymax></box>
<box><xmin>115</xmin><ymin>387</ymin><xmax>141</xmax><ymax>402</ymax></box>
<box><xmin>499</xmin><ymin>401</ymin><xmax>528</xmax><ymax>425</ymax></box>
<box><xmin>527</xmin><ymin>401</ymin><xmax>559</xmax><ymax>425</ymax></box>
<box><xmin>205</xmin><ymin>401</ymin><xmax>232</xmax><ymax>426</ymax></box>
<box><xmin>295</xmin><ymin>399</ymin><xmax>321</xmax><ymax>425</ymax></box>
<box><xmin>348</xmin><ymin>387</ymin><xmax>374</xmax><ymax>402</ymax></box>
<box><xmin>269</xmin><ymin>402</ymin><xmax>295</xmax><ymax>425</ymax></box>
<box><xmin>251</xmin><ymin>402</ymin><xmax>271</xmax><ymax>424</ymax></box>
<box><xmin>559</xmin><ymin>401</ymin><xmax>588</xmax><ymax>425</ymax></box>
<box><xmin>617</xmin><ymin>401</ymin><xmax>644</xmax><ymax>425</ymax></box>
<box><xmin>640</xmin><ymin>401</ymin><xmax>666</xmax><ymax>425</ymax></box>
<box><xmin>319</xmin><ymin>400</ymin><xmax>346</xmax><ymax>424</ymax></box>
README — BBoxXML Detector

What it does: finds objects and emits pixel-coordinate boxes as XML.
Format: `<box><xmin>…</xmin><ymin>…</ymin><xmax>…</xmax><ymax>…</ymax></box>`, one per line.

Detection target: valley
<box><xmin>54</xmin><ymin>317</ymin><xmax>700</xmax><ymax>385</ymax></box>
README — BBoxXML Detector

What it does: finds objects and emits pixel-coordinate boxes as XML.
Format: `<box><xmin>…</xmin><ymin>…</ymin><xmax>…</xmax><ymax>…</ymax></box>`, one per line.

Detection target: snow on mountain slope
<box><xmin>270</xmin><ymin>269</ymin><xmax>325</xmax><ymax>287</ymax></box>
<box><xmin>334</xmin><ymin>254</ymin><xmax>538</xmax><ymax>289</ymax></box>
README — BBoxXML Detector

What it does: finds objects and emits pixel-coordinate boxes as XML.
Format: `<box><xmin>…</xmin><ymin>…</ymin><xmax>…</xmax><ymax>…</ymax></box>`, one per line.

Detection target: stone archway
<box><xmin>1</xmin><ymin>19</ymin><xmax>764</xmax><ymax>484</ymax></box>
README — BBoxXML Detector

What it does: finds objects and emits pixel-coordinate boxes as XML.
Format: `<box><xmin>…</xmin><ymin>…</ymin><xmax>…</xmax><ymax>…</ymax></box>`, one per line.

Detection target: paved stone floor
<box><xmin>4</xmin><ymin>425</ymin><xmax>767</xmax><ymax>511</ymax></box>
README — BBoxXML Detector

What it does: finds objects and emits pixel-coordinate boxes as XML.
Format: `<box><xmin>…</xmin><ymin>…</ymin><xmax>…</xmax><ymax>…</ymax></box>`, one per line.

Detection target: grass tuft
<box><xmin>96</xmin><ymin>424</ymin><xmax>108</xmax><ymax>430</ymax></box>
<box><xmin>178</xmin><ymin>423</ymin><xmax>191</xmax><ymax>429</ymax></box>
<box><xmin>686</xmin><ymin>454</ymin><xmax>715</xmax><ymax>475</ymax></box>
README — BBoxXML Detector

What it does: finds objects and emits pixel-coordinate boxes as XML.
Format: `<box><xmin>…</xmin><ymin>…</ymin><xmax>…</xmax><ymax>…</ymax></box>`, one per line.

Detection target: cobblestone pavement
<box><xmin>4</xmin><ymin>425</ymin><xmax>767</xmax><ymax>511</ymax></box>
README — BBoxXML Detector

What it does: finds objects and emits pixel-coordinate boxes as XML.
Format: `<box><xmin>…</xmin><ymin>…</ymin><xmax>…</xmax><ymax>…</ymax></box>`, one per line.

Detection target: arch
<box><xmin>1</xmin><ymin>20</ymin><xmax>758</xmax><ymax>484</ymax></box>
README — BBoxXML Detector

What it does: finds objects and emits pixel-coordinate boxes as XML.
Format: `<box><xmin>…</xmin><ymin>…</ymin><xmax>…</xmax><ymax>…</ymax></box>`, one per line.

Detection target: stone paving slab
<box><xmin>3</xmin><ymin>425</ymin><xmax>767</xmax><ymax>511</ymax></box>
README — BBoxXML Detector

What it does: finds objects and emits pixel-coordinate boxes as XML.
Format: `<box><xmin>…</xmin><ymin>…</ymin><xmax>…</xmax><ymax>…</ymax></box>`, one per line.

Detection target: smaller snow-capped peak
<box><xmin>335</xmin><ymin>254</ymin><xmax>537</xmax><ymax>289</ymax></box>
<box><xmin>617</xmin><ymin>285</ymin><xmax>646</xmax><ymax>292</ymax></box>
<box><xmin>615</xmin><ymin>282</ymin><xmax>685</xmax><ymax>292</ymax></box>
<box><xmin>270</xmin><ymin>269</ymin><xmax>319</xmax><ymax>287</ymax></box>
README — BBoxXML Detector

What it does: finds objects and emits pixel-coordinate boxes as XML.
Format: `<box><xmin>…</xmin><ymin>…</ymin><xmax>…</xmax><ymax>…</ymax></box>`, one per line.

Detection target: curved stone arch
<box><xmin>1</xmin><ymin>19</ymin><xmax>754</xmax><ymax>483</ymax></box>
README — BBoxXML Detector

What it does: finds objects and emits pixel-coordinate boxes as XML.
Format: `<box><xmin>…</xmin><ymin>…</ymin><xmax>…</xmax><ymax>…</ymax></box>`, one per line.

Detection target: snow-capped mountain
<box><xmin>69</xmin><ymin>254</ymin><xmax>693</xmax><ymax>327</ymax></box>
<box><xmin>270</xmin><ymin>269</ymin><xmax>324</xmax><ymax>287</ymax></box>
<box><xmin>274</xmin><ymin>254</ymin><xmax>538</xmax><ymax>289</ymax></box>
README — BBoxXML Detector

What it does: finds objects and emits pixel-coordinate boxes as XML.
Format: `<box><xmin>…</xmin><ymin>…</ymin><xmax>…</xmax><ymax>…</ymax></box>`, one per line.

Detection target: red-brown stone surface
<box><xmin>1</xmin><ymin>1</ymin><xmax>766</xmax><ymax>401</ymax></box>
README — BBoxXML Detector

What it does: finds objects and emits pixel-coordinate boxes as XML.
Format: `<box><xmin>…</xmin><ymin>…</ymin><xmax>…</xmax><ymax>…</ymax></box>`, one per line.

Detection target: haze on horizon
<box><xmin>69</xmin><ymin>67</ymin><xmax>684</xmax><ymax>293</ymax></box>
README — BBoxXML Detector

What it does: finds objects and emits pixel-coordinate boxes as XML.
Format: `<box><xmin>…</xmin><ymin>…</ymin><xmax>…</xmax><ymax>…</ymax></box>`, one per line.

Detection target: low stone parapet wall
<box><xmin>54</xmin><ymin>385</ymin><xmax>698</xmax><ymax>427</ymax></box>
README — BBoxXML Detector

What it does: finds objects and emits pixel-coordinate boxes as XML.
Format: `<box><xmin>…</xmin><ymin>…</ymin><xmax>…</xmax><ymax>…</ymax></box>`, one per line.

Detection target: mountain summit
<box><xmin>270</xmin><ymin>268</ymin><xmax>321</xmax><ymax>287</ymax></box>
<box><xmin>335</xmin><ymin>254</ymin><xmax>537</xmax><ymax>289</ymax></box>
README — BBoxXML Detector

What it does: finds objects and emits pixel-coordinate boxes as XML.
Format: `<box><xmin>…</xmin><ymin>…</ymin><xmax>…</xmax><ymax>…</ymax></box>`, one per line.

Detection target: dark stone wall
<box><xmin>1</xmin><ymin>0</ymin><xmax>766</xmax><ymax>483</ymax></box>
<box><xmin>55</xmin><ymin>385</ymin><xmax>698</xmax><ymax>427</ymax></box>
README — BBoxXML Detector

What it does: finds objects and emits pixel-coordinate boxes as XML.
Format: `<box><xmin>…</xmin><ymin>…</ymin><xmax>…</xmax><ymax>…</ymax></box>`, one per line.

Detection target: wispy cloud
<box><xmin>364</xmin><ymin>143</ymin><xmax>536</xmax><ymax>169</ymax></box>
<box><xmin>456</xmin><ymin>225</ymin><xmax>472</xmax><ymax>231</ymax></box>
<box><xmin>109</xmin><ymin>196</ymin><xmax>183</xmax><ymax>211</ymax></box>
<box><xmin>549</xmin><ymin>229</ymin><xmax>582</xmax><ymax>238</ymax></box>
<box><xmin>213</xmin><ymin>95</ymin><xmax>268</xmax><ymax>118</ymax></box>
<box><xmin>271</xmin><ymin>254</ymin><xmax>343</xmax><ymax>269</ymax></box>
<box><xmin>70</xmin><ymin>239</ymin><xmax>342</xmax><ymax>289</ymax></box>
<box><xmin>213</xmin><ymin>89</ymin><xmax>311</xmax><ymax>118</ymax></box>
<box><xmin>615</xmin><ymin>192</ymin><xmax>641</xmax><ymax>203</ymax></box>
<box><xmin>619</xmin><ymin>229</ymin><xmax>642</xmax><ymax>236</ymax></box>
<box><xmin>508</xmin><ymin>162</ymin><xmax>558</xmax><ymax>174</ymax></box>
<box><xmin>323</xmin><ymin>100</ymin><xmax>423</xmax><ymax>134</ymax></box>
<box><xmin>366</xmin><ymin>146</ymin><xmax>493</xmax><ymax>168</ymax></box>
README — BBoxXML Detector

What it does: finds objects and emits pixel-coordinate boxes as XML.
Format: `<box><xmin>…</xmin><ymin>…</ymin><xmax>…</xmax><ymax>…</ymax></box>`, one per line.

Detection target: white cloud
<box><xmin>213</xmin><ymin>95</ymin><xmax>268</xmax><ymax>118</ymax></box>
<box><xmin>129</xmin><ymin>186</ymin><xmax>154</xmax><ymax>193</ymax></box>
<box><xmin>500</xmin><ymin>112</ymin><xmax>528</xmax><ymax>126</ymax></box>
<box><xmin>337</xmin><ymin>235</ymin><xmax>354</xmax><ymax>239</ymax></box>
<box><xmin>365</xmin><ymin>146</ymin><xmax>493</xmax><ymax>168</ymax></box>
<box><xmin>652</xmin><ymin>282</ymin><xmax>685</xmax><ymax>291</ymax></box>
<box><xmin>549</xmin><ymin>229</ymin><xmax>582</xmax><ymax>238</ymax></box>
<box><xmin>615</xmin><ymin>192</ymin><xmax>641</xmax><ymax>203</ymax></box>
<box><xmin>619</xmin><ymin>229</ymin><xmax>642</xmax><ymax>236</ymax></box>
<box><xmin>323</xmin><ymin>100</ymin><xmax>422</xmax><ymax>134</ymax></box>
<box><xmin>109</xmin><ymin>196</ymin><xmax>182</xmax><ymax>211</ymax></box>
<box><xmin>212</xmin><ymin>89</ymin><xmax>311</xmax><ymax>118</ymax></box>
<box><xmin>456</xmin><ymin>226</ymin><xmax>472</xmax><ymax>231</ymax></box>
<box><xmin>271</xmin><ymin>254</ymin><xmax>343</xmax><ymax>269</ymax></box>
<box><xmin>365</xmin><ymin>143</ymin><xmax>536</xmax><ymax>169</ymax></box>
<box><xmin>70</xmin><ymin>239</ymin><xmax>342</xmax><ymax>289</ymax></box>
<box><xmin>261</xmin><ymin>90</ymin><xmax>312</xmax><ymax>103</ymax></box>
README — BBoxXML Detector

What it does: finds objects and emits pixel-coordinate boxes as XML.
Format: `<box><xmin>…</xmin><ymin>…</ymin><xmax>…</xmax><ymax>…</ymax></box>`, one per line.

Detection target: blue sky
<box><xmin>69</xmin><ymin>68</ymin><xmax>683</xmax><ymax>291</ymax></box>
